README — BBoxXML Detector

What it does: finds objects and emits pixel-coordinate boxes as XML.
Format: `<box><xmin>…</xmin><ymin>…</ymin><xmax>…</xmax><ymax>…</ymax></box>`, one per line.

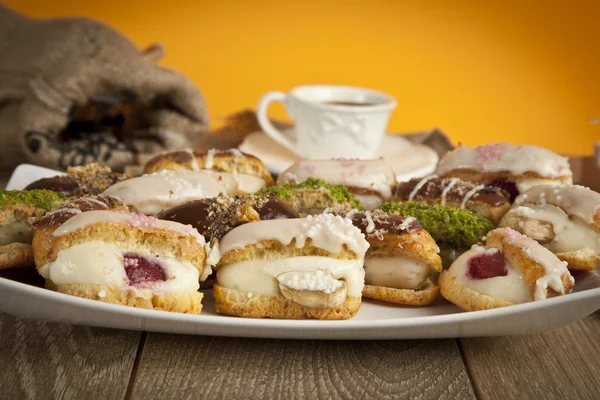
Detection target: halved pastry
<box><xmin>439</xmin><ymin>227</ymin><xmax>574</xmax><ymax>311</ymax></box>
<box><xmin>437</xmin><ymin>143</ymin><xmax>572</xmax><ymax>201</ymax></box>
<box><xmin>378</xmin><ymin>201</ymin><xmax>494</xmax><ymax>267</ymax></box>
<box><xmin>257</xmin><ymin>178</ymin><xmax>360</xmax><ymax>216</ymax></box>
<box><xmin>103</xmin><ymin>170</ymin><xmax>227</xmax><ymax>215</ymax></box>
<box><xmin>25</xmin><ymin>163</ymin><xmax>128</xmax><ymax>198</ymax></box>
<box><xmin>395</xmin><ymin>175</ymin><xmax>511</xmax><ymax>225</ymax></box>
<box><xmin>143</xmin><ymin>148</ymin><xmax>274</xmax><ymax>193</ymax></box>
<box><xmin>277</xmin><ymin>158</ymin><xmax>396</xmax><ymax>210</ymax></box>
<box><xmin>338</xmin><ymin>210</ymin><xmax>443</xmax><ymax>306</ymax></box>
<box><xmin>0</xmin><ymin>189</ymin><xmax>64</xmax><ymax>269</ymax></box>
<box><xmin>214</xmin><ymin>213</ymin><xmax>370</xmax><ymax>319</ymax></box>
<box><xmin>35</xmin><ymin>210</ymin><xmax>210</xmax><ymax>313</ymax></box>
<box><xmin>500</xmin><ymin>184</ymin><xmax>600</xmax><ymax>271</ymax></box>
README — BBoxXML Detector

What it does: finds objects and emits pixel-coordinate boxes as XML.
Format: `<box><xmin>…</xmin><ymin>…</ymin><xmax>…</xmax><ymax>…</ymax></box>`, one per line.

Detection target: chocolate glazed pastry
<box><xmin>395</xmin><ymin>176</ymin><xmax>511</xmax><ymax>225</ymax></box>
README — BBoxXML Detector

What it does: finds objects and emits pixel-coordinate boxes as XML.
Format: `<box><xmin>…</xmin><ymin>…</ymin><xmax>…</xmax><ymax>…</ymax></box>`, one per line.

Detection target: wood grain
<box><xmin>460</xmin><ymin>312</ymin><xmax>600</xmax><ymax>400</ymax></box>
<box><xmin>0</xmin><ymin>313</ymin><xmax>142</xmax><ymax>399</ymax></box>
<box><xmin>130</xmin><ymin>336</ymin><xmax>475</xmax><ymax>400</ymax></box>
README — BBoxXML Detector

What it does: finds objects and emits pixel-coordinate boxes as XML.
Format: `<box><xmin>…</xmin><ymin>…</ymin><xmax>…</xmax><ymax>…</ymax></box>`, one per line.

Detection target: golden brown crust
<box><xmin>439</xmin><ymin>270</ymin><xmax>514</xmax><ymax>311</ymax></box>
<box><xmin>143</xmin><ymin>149</ymin><xmax>275</xmax><ymax>186</ymax></box>
<box><xmin>52</xmin><ymin>283</ymin><xmax>203</xmax><ymax>314</ymax></box>
<box><xmin>556</xmin><ymin>249</ymin><xmax>600</xmax><ymax>271</ymax></box>
<box><xmin>213</xmin><ymin>284</ymin><xmax>360</xmax><ymax>319</ymax></box>
<box><xmin>362</xmin><ymin>278</ymin><xmax>439</xmax><ymax>306</ymax></box>
<box><xmin>0</xmin><ymin>203</ymin><xmax>47</xmax><ymax>224</ymax></box>
<box><xmin>366</xmin><ymin>230</ymin><xmax>443</xmax><ymax>273</ymax></box>
<box><xmin>0</xmin><ymin>243</ymin><xmax>34</xmax><ymax>270</ymax></box>
<box><xmin>279</xmin><ymin>190</ymin><xmax>355</xmax><ymax>217</ymax></box>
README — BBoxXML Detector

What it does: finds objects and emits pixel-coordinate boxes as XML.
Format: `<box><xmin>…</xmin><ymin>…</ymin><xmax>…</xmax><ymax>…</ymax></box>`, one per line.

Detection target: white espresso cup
<box><xmin>257</xmin><ymin>85</ymin><xmax>397</xmax><ymax>159</ymax></box>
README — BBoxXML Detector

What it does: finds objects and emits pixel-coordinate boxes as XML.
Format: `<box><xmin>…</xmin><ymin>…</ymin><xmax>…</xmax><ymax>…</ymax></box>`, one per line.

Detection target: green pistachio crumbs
<box><xmin>257</xmin><ymin>177</ymin><xmax>361</xmax><ymax>209</ymax></box>
<box><xmin>0</xmin><ymin>189</ymin><xmax>65</xmax><ymax>211</ymax></box>
<box><xmin>378</xmin><ymin>201</ymin><xmax>493</xmax><ymax>250</ymax></box>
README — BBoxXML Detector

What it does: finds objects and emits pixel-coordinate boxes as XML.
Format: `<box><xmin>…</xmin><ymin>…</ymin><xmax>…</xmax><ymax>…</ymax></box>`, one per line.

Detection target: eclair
<box><xmin>0</xmin><ymin>189</ymin><xmax>64</xmax><ymax>269</ymax></box>
<box><xmin>143</xmin><ymin>148</ymin><xmax>274</xmax><ymax>193</ymax></box>
<box><xmin>103</xmin><ymin>170</ymin><xmax>227</xmax><ymax>215</ymax></box>
<box><xmin>500</xmin><ymin>184</ymin><xmax>600</xmax><ymax>271</ymax></box>
<box><xmin>378</xmin><ymin>201</ymin><xmax>494</xmax><ymax>266</ymax></box>
<box><xmin>214</xmin><ymin>213</ymin><xmax>370</xmax><ymax>319</ymax></box>
<box><xmin>25</xmin><ymin>163</ymin><xmax>128</xmax><ymax>198</ymax></box>
<box><xmin>437</xmin><ymin>143</ymin><xmax>572</xmax><ymax>200</ymax></box>
<box><xmin>277</xmin><ymin>158</ymin><xmax>397</xmax><ymax>210</ymax></box>
<box><xmin>35</xmin><ymin>210</ymin><xmax>210</xmax><ymax>313</ymax></box>
<box><xmin>257</xmin><ymin>177</ymin><xmax>361</xmax><ymax>216</ymax></box>
<box><xmin>439</xmin><ymin>228</ymin><xmax>574</xmax><ymax>311</ymax></box>
<box><xmin>336</xmin><ymin>210</ymin><xmax>443</xmax><ymax>306</ymax></box>
<box><xmin>395</xmin><ymin>175</ymin><xmax>511</xmax><ymax>225</ymax></box>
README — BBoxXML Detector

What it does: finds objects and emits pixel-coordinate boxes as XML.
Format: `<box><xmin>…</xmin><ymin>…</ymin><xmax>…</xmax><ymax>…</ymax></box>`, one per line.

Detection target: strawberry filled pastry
<box><xmin>143</xmin><ymin>148</ymin><xmax>274</xmax><ymax>194</ymax></box>
<box><xmin>500</xmin><ymin>184</ymin><xmax>600</xmax><ymax>271</ymax></box>
<box><xmin>436</xmin><ymin>143</ymin><xmax>572</xmax><ymax>201</ymax></box>
<box><xmin>395</xmin><ymin>175</ymin><xmax>511</xmax><ymax>225</ymax></box>
<box><xmin>33</xmin><ymin>210</ymin><xmax>211</xmax><ymax>313</ymax></box>
<box><xmin>439</xmin><ymin>228</ymin><xmax>574</xmax><ymax>311</ymax></box>
<box><xmin>214</xmin><ymin>213</ymin><xmax>370</xmax><ymax>319</ymax></box>
<box><xmin>277</xmin><ymin>158</ymin><xmax>396</xmax><ymax>210</ymax></box>
<box><xmin>338</xmin><ymin>210</ymin><xmax>443</xmax><ymax>306</ymax></box>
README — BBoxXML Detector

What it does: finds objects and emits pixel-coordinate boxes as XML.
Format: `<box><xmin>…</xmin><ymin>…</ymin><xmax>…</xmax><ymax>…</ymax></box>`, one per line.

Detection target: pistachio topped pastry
<box><xmin>257</xmin><ymin>177</ymin><xmax>361</xmax><ymax>217</ymax></box>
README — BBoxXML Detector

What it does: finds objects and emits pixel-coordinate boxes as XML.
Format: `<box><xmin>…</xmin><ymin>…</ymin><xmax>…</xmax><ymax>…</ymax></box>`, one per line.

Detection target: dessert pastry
<box><xmin>143</xmin><ymin>148</ymin><xmax>274</xmax><ymax>193</ymax></box>
<box><xmin>214</xmin><ymin>213</ymin><xmax>370</xmax><ymax>319</ymax></box>
<box><xmin>439</xmin><ymin>228</ymin><xmax>574</xmax><ymax>311</ymax></box>
<box><xmin>103</xmin><ymin>170</ymin><xmax>227</xmax><ymax>215</ymax></box>
<box><xmin>378</xmin><ymin>201</ymin><xmax>494</xmax><ymax>266</ymax></box>
<box><xmin>436</xmin><ymin>143</ymin><xmax>572</xmax><ymax>200</ymax></box>
<box><xmin>500</xmin><ymin>184</ymin><xmax>600</xmax><ymax>271</ymax></box>
<box><xmin>336</xmin><ymin>210</ymin><xmax>443</xmax><ymax>306</ymax></box>
<box><xmin>277</xmin><ymin>158</ymin><xmax>397</xmax><ymax>210</ymax></box>
<box><xmin>25</xmin><ymin>163</ymin><xmax>128</xmax><ymax>198</ymax></box>
<box><xmin>0</xmin><ymin>189</ymin><xmax>64</xmax><ymax>269</ymax></box>
<box><xmin>34</xmin><ymin>210</ymin><xmax>210</xmax><ymax>313</ymax></box>
<box><xmin>395</xmin><ymin>175</ymin><xmax>511</xmax><ymax>225</ymax></box>
<box><xmin>257</xmin><ymin>177</ymin><xmax>360</xmax><ymax>216</ymax></box>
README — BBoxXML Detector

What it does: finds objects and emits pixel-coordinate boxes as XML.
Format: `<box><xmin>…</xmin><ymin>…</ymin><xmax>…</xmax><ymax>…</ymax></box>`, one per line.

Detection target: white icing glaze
<box><xmin>277</xmin><ymin>159</ymin><xmax>396</xmax><ymax>199</ymax></box>
<box><xmin>407</xmin><ymin>175</ymin><xmax>437</xmax><ymax>201</ymax></box>
<box><xmin>440</xmin><ymin>178</ymin><xmax>459</xmax><ymax>206</ymax></box>
<box><xmin>437</xmin><ymin>143</ymin><xmax>572</xmax><ymax>179</ymax></box>
<box><xmin>216</xmin><ymin>256</ymin><xmax>365</xmax><ymax>296</ymax></box>
<box><xmin>202</xmin><ymin>170</ymin><xmax>266</xmax><ymax>194</ymax></box>
<box><xmin>508</xmin><ymin>204</ymin><xmax>569</xmax><ymax>235</ymax></box>
<box><xmin>448</xmin><ymin>245</ymin><xmax>532</xmax><ymax>304</ymax></box>
<box><xmin>103</xmin><ymin>170</ymin><xmax>227</xmax><ymax>215</ymax></box>
<box><xmin>219</xmin><ymin>213</ymin><xmax>370</xmax><ymax>257</ymax></box>
<box><xmin>354</xmin><ymin>194</ymin><xmax>384</xmax><ymax>210</ymax></box>
<box><xmin>53</xmin><ymin>210</ymin><xmax>206</xmax><ymax>246</ymax></box>
<box><xmin>184</xmin><ymin>148</ymin><xmax>200</xmax><ymax>171</ymax></box>
<box><xmin>460</xmin><ymin>184</ymin><xmax>485</xmax><ymax>209</ymax></box>
<box><xmin>515</xmin><ymin>184</ymin><xmax>600</xmax><ymax>226</ymax></box>
<box><xmin>205</xmin><ymin>241</ymin><xmax>221</xmax><ymax>270</ymax></box>
<box><xmin>364</xmin><ymin>211</ymin><xmax>375</xmax><ymax>233</ymax></box>
<box><xmin>205</xmin><ymin>149</ymin><xmax>216</xmax><ymax>169</ymax></box>
<box><xmin>515</xmin><ymin>178</ymin><xmax>564</xmax><ymax>193</ymax></box>
<box><xmin>38</xmin><ymin>242</ymin><xmax>200</xmax><ymax>295</ymax></box>
<box><xmin>228</xmin><ymin>148</ymin><xmax>244</xmax><ymax>157</ymax></box>
<box><xmin>364</xmin><ymin>256</ymin><xmax>430</xmax><ymax>289</ymax></box>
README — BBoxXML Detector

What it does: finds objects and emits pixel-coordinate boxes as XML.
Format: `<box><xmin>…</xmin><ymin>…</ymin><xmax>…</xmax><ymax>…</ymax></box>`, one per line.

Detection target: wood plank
<box><xmin>0</xmin><ymin>313</ymin><xmax>142</xmax><ymax>399</ymax></box>
<box><xmin>460</xmin><ymin>312</ymin><xmax>600</xmax><ymax>400</ymax></box>
<box><xmin>130</xmin><ymin>336</ymin><xmax>475</xmax><ymax>399</ymax></box>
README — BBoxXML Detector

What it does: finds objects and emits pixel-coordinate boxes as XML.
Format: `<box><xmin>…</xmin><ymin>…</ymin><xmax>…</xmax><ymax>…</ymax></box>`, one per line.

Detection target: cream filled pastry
<box><xmin>500</xmin><ymin>184</ymin><xmax>600</xmax><ymax>271</ymax></box>
<box><xmin>334</xmin><ymin>210</ymin><xmax>443</xmax><ymax>306</ymax></box>
<box><xmin>277</xmin><ymin>158</ymin><xmax>397</xmax><ymax>210</ymax></box>
<box><xmin>437</xmin><ymin>143</ymin><xmax>572</xmax><ymax>201</ymax></box>
<box><xmin>439</xmin><ymin>227</ymin><xmax>574</xmax><ymax>311</ymax></box>
<box><xmin>214</xmin><ymin>213</ymin><xmax>370</xmax><ymax>319</ymax></box>
<box><xmin>103</xmin><ymin>170</ymin><xmax>227</xmax><ymax>215</ymax></box>
<box><xmin>34</xmin><ymin>210</ymin><xmax>210</xmax><ymax>314</ymax></box>
<box><xmin>143</xmin><ymin>148</ymin><xmax>275</xmax><ymax>193</ymax></box>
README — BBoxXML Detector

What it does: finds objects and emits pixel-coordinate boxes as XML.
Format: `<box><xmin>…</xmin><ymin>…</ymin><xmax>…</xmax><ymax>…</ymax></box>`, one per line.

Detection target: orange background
<box><xmin>7</xmin><ymin>0</ymin><xmax>600</xmax><ymax>155</ymax></box>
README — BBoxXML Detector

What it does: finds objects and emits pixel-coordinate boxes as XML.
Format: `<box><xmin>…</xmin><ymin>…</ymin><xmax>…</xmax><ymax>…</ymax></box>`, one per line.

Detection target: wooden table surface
<box><xmin>1</xmin><ymin>174</ymin><xmax>599</xmax><ymax>399</ymax></box>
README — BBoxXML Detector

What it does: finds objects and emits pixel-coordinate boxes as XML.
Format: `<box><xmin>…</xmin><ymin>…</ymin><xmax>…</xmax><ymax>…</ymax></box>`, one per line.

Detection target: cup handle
<box><xmin>257</xmin><ymin>91</ymin><xmax>297</xmax><ymax>152</ymax></box>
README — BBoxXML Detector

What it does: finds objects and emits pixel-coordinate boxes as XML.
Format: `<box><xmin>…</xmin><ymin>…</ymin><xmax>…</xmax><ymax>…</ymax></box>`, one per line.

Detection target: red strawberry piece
<box><xmin>123</xmin><ymin>255</ymin><xmax>166</xmax><ymax>284</ymax></box>
<box><xmin>467</xmin><ymin>251</ymin><xmax>508</xmax><ymax>279</ymax></box>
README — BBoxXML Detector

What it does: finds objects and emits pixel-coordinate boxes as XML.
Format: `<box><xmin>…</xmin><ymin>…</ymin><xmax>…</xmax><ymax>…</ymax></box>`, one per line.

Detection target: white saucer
<box><xmin>239</xmin><ymin>128</ymin><xmax>439</xmax><ymax>181</ymax></box>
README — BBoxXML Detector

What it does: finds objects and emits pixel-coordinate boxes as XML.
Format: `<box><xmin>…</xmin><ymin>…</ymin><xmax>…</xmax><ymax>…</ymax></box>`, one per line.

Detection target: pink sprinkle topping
<box><xmin>503</xmin><ymin>227</ymin><xmax>529</xmax><ymax>242</ymax></box>
<box><xmin>475</xmin><ymin>143</ymin><xmax>510</xmax><ymax>169</ymax></box>
<box><xmin>128</xmin><ymin>213</ymin><xmax>159</xmax><ymax>228</ymax></box>
<box><xmin>358</xmin><ymin>165</ymin><xmax>367</xmax><ymax>175</ymax></box>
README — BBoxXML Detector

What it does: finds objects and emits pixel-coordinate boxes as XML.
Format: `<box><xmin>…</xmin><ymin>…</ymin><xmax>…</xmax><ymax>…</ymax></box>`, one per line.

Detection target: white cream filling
<box><xmin>364</xmin><ymin>257</ymin><xmax>431</xmax><ymax>290</ymax></box>
<box><xmin>354</xmin><ymin>194</ymin><xmax>384</xmax><ymax>211</ymax></box>
<box><xmin>515</xmin><ymin>178</ymin><xmax>562</xmax><ymax>194</ymax></box>
<box><xmin>203</xmin><ymin>170</ymin><xmax>267</xmax><ymax>194</ymax></box>
<box><xmin>448</xmin><ymin>246</ymin><xmax>532</xmax><ymax>304</ymax></box>
<box><xmin>216</xmin><ymin>256</ymin><xmax>365</xmax><ymax>297</ymax></box>
<box><xmin>0</xmin><ymin>221</ymin><xmax>33</xmax><ymax>246</ymax></box>
<box><xmin>38</xmin><ymin>242</ymin><xmax>200</xmax><ymax>297</ymax></box>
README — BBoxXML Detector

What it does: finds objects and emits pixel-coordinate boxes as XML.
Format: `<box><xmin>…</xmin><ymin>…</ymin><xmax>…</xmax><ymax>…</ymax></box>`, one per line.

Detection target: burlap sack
<box><xmin>0</xmin><ymin>5</ymin><xmax>210</xmax><ymax>171</ymax></box>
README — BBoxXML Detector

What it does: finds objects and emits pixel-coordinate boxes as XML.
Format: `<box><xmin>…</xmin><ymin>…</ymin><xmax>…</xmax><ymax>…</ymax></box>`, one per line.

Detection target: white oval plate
<box><xmin>2</xmin><ymin>164</ymin><xmax>599</xmax><ymax>339</ymax></box>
